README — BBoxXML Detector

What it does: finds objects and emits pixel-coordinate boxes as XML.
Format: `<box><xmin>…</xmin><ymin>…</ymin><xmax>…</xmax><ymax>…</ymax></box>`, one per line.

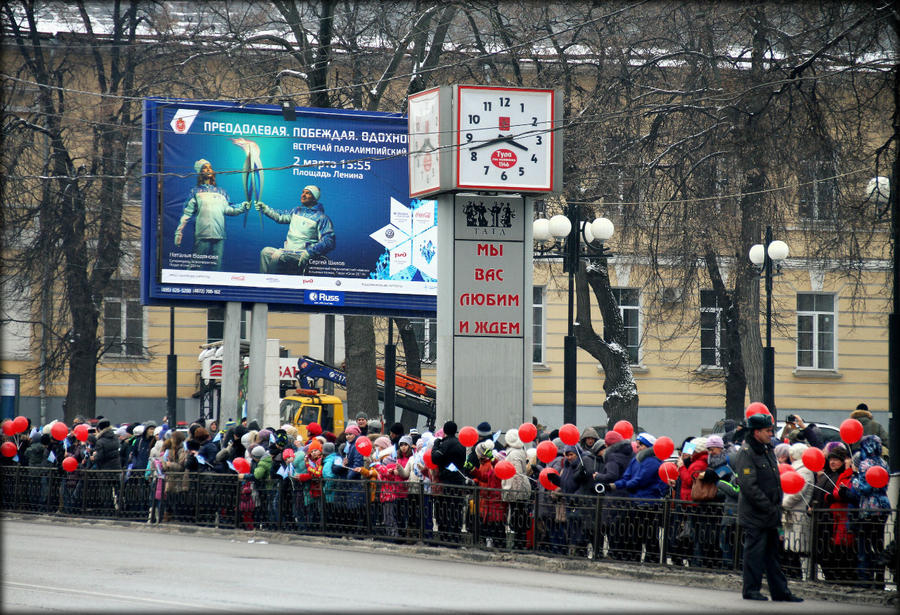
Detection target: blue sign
<box><xmin>305</xmin><ymin>290</ymin><xmax>344</xmax><ymax>306</ymax></box>
<box><xmin>141</xmin><ymin>99</ymin><xmax>437</xmax><ymax>316</ymax></box>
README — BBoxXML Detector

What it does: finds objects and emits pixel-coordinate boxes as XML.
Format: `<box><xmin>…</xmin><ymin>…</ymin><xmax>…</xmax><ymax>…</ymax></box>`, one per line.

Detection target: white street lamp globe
<box><xmin>749</xmin><ymin>243</ymin><xmax>765</xmax><ymax>265</ymax></box>
<box><xmin>865</xmin><ymin>176</ymin><xmax>890</xmax><ymax>206</ymax></box>
<box><xmin>767</xmin><ymin>240</ymin><xmax>789</xmax><ymax>262</ymax></box>
<box><xmin>580</xmin><ymin>220</ymin><xmax>595</xmax><ymax>244</ymax></box>
<box><xmin>590</xmin><ymin>217</ymin><xmax>614</xmax><ymax>241</ymax></box>
<box><xmin>533</xmin><ymin>218</ymin><xmax>551</xmax><ymax>242</ymax></box>
<box><xmin>548</xmin><ymin>214</ymin><xmax>572</xmax><ymax>239</ymax></box>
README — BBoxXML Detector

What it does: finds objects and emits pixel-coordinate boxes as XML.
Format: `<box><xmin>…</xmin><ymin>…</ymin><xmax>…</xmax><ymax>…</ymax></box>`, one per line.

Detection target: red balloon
<box><xmin>73</xmin><ymin>424</ymin><xmax>89</xmax><ymax>443</ymax></box>
<box><xmin>781</xmin><ymin>470</ymin><xmax>805</xmax><ymax>494</ymax></box>
<box><xmin>282</xmin><ymin>448</ymin><xmax>295</xmax><ymax>461</ymax></box>
<box><xmin>355</xmin><ymin>437</ymin><xmax>373</xmax><ymax>457</ymax></box>
<box><xmin>494</xmin><ymin>460</ymin><xmax>516</xmax><ymax>480</ymax></box>
<box><xmin>232</xmin><ymin>457</ymin><xmax>250</xmax><ymax>474</ymax></box>
<box><xmin>801</xmin><ymin>447</ymin><xmax>825</xmax><ymax>473</ymax></box>
<box><xmin>865</xmin><ymin>465</ymin><xmax>889</xmax><ymax>489</ymax></box>
<box><xmin>458</xmin><ymin>426</ymin><xmax>478</xmax><ymax>448</ymax></box>
<box><xmin>653</xmin><ymin>436</ymin><xmax>675</xmax><ymax>461</ymax></box>
<box><xmin>539</xmin><ymin>467</ymin><xmax>560</xmax><ymax>491</ymax></box>
<box><xmin>745</xmin><ymin>402</ymin><xmax>769</xmax><ymax>419</ymax></box>
<box><xmin>12</xmin><ymin>416</ymin><xmax>28</xmax><ymax>434</ymax></box>
<box><xmin>1</xmin><ymin>421</ymin><xmax>14</xmax><ymax>437</ymax></box>
<box><xmin>423</xmin><ymin>448</ymin><xmax>437</xmax><ymax>470</ymax></box>
<box><xmin>613</xmin><ymin>420</ymin><xmax>634</xmax><ymax>440</ymax></box>
<box><xmin>62</xmin><ymin>456</ymin><xmax>78</xmax><ymax>472</ymax></box>
<box><xmin>1</xmin><ymin>441</ymin><xmax>17</xmax><ymax>457</ymax></box>
<box><xmin>50</xmin><ymin>422</ymin><xmax>68</xmax><ymax>441</ymax></box>
<box><xmin>518</xmin><ymin>422</ymin><xmax>537</xmax><ymax>444</ymax></box>
<box><xmin>839</xmin><ymin>418</ymin><xmax>864</xmax><ymax>444</ymax></box>
<box><xmin>559</xmin><ymin>423</ymin><xmax>579</xmax><ymax>446</ymax></box>
<box><xmin>658</xmin><ymin>461</ymin><xmax>678</xmax><ymax>482</ymax></box>
<box><xmin>778</xmin><ymin>463</ymin><xmax>793</xmax><ymax>475</ymax></box>
<box><xmin>536</xmin><ymin>440</ymin><xmax>558</xmax><ymax>464</ymax></box>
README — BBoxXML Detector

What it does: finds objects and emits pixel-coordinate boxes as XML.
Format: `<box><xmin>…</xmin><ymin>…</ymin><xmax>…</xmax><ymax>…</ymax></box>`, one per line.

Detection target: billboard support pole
<box><xmin>248</xmin><ymin>303</ymin><xmax>268</xmax><ymax>424</ymax></box>
<box><xmin>166</xmin><ymin>307</ymin><xmax>177</xmax><ymax>428</ymax></box>
<box><xmin>221</xmin><ymin>302</ymin><xmax>241</xmax><ymax>423</ymax></box>
<box><xmin>323</xmin><ymin>315</ymin><xmax>335</xmax><ymax>395</ymax></box>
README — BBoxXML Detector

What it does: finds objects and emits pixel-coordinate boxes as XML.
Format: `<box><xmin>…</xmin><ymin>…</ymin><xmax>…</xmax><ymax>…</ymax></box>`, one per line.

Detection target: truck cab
<box><xmin>279</xmin><ymin>389</ymin><xmax>345</xmax><ymax>439</ymax></box>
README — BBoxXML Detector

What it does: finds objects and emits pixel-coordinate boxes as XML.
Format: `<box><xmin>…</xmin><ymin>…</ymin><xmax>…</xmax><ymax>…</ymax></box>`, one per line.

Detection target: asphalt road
<box><xmin>1</xmin><ymin>517</ymin><xmax>894</xmax><ymax>613</ymax></box>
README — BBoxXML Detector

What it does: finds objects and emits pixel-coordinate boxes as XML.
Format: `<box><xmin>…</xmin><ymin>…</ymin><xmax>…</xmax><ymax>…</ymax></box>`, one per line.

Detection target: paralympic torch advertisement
<box><xmin>141</xmin><ymin>98</ymin><xmax>437</xmax><ymax>315</ymax></box>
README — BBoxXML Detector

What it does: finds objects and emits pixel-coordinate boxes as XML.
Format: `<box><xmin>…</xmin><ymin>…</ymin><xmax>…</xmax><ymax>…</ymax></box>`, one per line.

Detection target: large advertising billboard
<box><xmin>141</xmin><ymin>99</ymin><xmax>437</xmax><ymax>315</ymax></box>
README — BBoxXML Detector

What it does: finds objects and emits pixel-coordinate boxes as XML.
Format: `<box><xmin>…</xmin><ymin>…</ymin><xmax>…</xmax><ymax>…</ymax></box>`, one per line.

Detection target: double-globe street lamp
<box><xmin>749</xmin><ymin>226</ymin><xmax>790</xmax><ymax>419</ymax></box>
<box><xmin>533</xmin><ymin>204</ymin><xmax>615</xmax><ymax>425</ymax></box>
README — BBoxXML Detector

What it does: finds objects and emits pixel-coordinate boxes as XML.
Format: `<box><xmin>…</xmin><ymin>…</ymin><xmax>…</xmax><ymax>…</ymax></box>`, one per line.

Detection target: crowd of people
<box><xmin>0</xmin><ymin>404</ymin><xmax>894</xmax><ymax>597</ymax></box>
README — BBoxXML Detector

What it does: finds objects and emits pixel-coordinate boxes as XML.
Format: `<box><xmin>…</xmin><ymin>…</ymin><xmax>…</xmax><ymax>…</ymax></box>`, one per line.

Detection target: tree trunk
<box><xmin>575</xmin><ymin>258</ymin><xmax>639</xmax><ymax>429</ymax></box>
<box><xmin>393</xmin><ymin>317</ymin><xmax>422</xmax><ymax>379</ymax></box>
<box><xmin>343</xmin><ymin>315</ymin><xmax>378</xmax><ymax>420</ymax></box>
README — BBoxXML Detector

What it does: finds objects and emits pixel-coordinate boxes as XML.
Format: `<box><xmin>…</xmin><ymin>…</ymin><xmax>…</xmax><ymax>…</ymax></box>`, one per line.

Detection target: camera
<box><xmin>786</xmin><ymin>414</ymin><xmax>797</xmax><ymax>423</ymax></box>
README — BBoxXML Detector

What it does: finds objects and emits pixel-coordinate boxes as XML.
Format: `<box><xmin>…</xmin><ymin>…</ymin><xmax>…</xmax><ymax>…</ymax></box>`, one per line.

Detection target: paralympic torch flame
<box><xmin>231</xmin><ymin>138</ymin><xmax>263</xmax><ymax>228</ymax></box>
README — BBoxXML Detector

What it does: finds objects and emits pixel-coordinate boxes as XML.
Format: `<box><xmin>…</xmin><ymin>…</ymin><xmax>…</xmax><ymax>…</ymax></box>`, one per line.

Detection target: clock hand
<box><xmin>500</xmin><ymin>137</ymin><xmax>529</xmax><ymax>151</ymax></box>
<box><xmin>470</xmin><ymin>134</ymin><xmax>507</xmax><ymax>151</ymax></box>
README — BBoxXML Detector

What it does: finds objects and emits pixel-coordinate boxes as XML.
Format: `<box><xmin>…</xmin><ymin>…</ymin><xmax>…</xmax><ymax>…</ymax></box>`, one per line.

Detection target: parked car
<box><xmin>775</xmin><ymin>421</ymin><xmax>841</xmax><ymax>445</ymax></box>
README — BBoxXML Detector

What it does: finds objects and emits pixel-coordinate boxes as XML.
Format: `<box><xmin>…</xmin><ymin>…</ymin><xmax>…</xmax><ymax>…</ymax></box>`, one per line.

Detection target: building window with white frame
<box><xmin>797</xmin><ymin>293</ymin><xmax>836</xmax><ymax>369</ymax></box>
<box><xmin>409</xmin><ymin>317</ymin><xmax>437</xmax><ymax>363</ymax></box>
<box><xmin>103</xmin><ymin>280</ymin><xmax>143</xmax><ymax>357</ymax></box>
<box><xmin>533</xmin><ymin>285</ymin><xmax>545</xmax><ymax>363</ymax></box>
<box><xmin>700</xmin><ymin>289</ymin><xmax>725</xmax><ymax>367</ymax></box>
<box><xmin>798</xmin><ymin>158</ymin><xmax>837</xmax><ymax>222</ymax></box>
<box><xmin>608</xmin><ymin>288</ymin><xmax>640</xmax><ymax>365</ymax></box>
<box><xmin>207</xmin><ymin>307</ymin><xmax>248</xmax><ymax>343</ymax></box>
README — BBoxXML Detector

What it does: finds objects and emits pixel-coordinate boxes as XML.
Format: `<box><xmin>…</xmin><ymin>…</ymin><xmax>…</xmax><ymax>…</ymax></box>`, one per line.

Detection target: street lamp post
<box><xmin>749</xmin><ymin>226</ymin><xmax>789</xmax><ymax>418</ymax></box>
<box><xmin>534</xmin><ymin>204</ymin><xmax>614</xmax><ymax>426</ymax></box>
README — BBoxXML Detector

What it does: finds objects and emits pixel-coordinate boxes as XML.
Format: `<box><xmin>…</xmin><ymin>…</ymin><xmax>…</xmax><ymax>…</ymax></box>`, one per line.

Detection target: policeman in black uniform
<box><xmin>733</xmin><ymin>412</ymin><xmax>803</xmax><ymax>602</ymax></box>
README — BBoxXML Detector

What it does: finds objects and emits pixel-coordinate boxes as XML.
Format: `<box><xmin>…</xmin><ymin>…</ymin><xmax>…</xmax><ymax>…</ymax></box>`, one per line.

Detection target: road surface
<box><xmin>1</xmin><ymin>518</ymin><xmax>893</xmax><ymax>613</ymax></box>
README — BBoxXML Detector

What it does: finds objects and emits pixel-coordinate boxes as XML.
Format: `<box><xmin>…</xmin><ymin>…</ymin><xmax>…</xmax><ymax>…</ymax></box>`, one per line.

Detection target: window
<box><xmin>798</xmin><ymin>159</ymin><xmax>836</xmax><ymax>221</ymax></box>
<box><xmin>533</xmin><ymin>286</ymin><xmax>545</xmax><ymax>363</ymax></box>
<box><xmin>700</xmin><ymin>290</ymin><xmax>725</xmax><ymax>367</ymax></box>
<box><xmin>797</xmin><ymin>293</ymin><xmax>835</xmax><ymax>369</ymax></box>
<box><xmin>409</xmin><ymin>317</ymin><xmax>437</xmax><ymax>363</ymax></box>
<box><xmin>103</xmin><ymin>281</ymin><xmax>143</xmax><ymax>357</ymax></box>
<box><xmin>609</xmin><ymin>288</ymin><xmax>640</xmax><ymax>365</ymax></box>
<box><xmin>207</xmin><ymin>307</ymin><xmax>247</xmax><ymax>343</ymax></box>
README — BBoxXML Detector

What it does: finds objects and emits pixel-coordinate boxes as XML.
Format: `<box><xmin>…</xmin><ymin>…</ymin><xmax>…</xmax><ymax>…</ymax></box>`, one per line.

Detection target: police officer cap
<box><xmin>747</xmin><ymin>413</ymin><xmax>774</xmax><ymax>430</ymax></box>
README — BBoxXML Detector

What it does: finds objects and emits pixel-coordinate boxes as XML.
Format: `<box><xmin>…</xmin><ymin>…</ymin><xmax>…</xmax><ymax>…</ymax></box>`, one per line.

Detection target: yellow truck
<box><xmin>279</xmin><ymin>388</ymin><xmax>345</xmax><ymax>439</ymax></box>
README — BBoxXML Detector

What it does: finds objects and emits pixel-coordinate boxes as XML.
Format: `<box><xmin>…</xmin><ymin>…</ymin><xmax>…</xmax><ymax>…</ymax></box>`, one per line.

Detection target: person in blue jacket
<box><xmin>608</xmin><ymin>432</ymin><xmax>667</xmax><ymax>562</ymax></box>
<box><xmin>258</xmin><ymin>185</ymin><xmax>335</xmax><ymax>274</ymax></box>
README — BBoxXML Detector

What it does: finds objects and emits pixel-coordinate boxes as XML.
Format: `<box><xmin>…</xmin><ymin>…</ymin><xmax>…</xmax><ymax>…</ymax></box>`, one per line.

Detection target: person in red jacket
<box><xmin>471</xmin><ymin>440</ymin><xmax>506</xmax><ymax>548</ymax></box>
<box><xmin>677</xmin><ymin>437</ymin><xmax>711</xmax><ymax>566</ymax></box>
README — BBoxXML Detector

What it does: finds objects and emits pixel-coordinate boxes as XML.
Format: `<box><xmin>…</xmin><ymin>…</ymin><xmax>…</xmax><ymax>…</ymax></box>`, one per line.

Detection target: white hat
<box><xmin>133</xmin><ymin>425</ymin><xmax>145</xmax><ymax>437</ymax></box>
<box><xmin>194</xmin><ymin>159</ymin><xmax>210</xmax><ymax>173</ymax></box>
<box><xmin>303</xmin><ymin>185</ymin><xmax>321</xmax><ymax>200</ymax></box>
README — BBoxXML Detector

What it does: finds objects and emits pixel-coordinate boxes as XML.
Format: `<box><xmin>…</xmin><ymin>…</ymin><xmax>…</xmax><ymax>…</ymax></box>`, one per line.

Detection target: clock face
<box><xmin>408</xmin><ymin>87</ymin><xmax>441</xmax><ymax>197</ymax></box>
<box><xmin>456</xmin><ymin>86</ymin><xmax>555</xmax><ymax>192</ymax></box>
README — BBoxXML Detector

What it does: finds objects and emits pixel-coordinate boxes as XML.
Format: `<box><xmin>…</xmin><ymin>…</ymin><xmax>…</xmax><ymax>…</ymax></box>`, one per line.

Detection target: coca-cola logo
<box><xmin>491</xmin><ymin>149</ymin><xmax>516</xmax><ymax>169</ymax></box>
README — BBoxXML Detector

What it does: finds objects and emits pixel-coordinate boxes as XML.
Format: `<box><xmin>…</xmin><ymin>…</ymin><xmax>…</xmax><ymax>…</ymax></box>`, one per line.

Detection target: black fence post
<box><xmin>417</xmin><ymin>487</ymin><xmax>425</xmax><ymax>543</ymax></box>
<box><xmin>193</xmin><ymin>475</ymin><xmax>200</xmax><ymax>524</ymax></box>
<box><xmin>13</xmin><ymin>467</ymin><xmax>22</xmax><ymax>511</ymax></box>
<box><xmin>81</xmin><ymin>470</ymin><xmax>89</xmax><ymax>514</ymax></box>
<box><xmin>592</xmin><ymin>492</ymin><xmax>603</xmax><ymax>560</ymax></box>
<box><xmin>235</xmin><ymin>477</ymin><xmax>242</xmax><ymax>529</ymax></box>
<box><xmin>660</xmin><ymin>497</ymin><xmax>671</xmax><ymax>565</ymax></box>
<box><xmin>532</xmin><ymin>490</ymin><xmax>540</xmax><ymax>553</ymax></box>
<box><xmin>472</xmin><ymin>486</ymin><xmax>480</xmax><ymax>548</ymax></box>
<box><xmin>808</xmin><ymin>508</ymin><xmax>820</xmax><ymax>581</ymax></box>
<box><xmin>319</xmin><ymin>481</ymin><xmax>327</xmax><ymax>534</ymax></box>
<box><xmin>364</xmin><ymin>481</ymin><xmax>372</xmax><ymax>537</ymax></box>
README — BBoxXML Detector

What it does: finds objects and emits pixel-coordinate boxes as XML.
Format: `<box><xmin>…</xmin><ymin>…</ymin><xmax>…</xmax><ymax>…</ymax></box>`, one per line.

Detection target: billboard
<box><xmin>141</xmin><ymin>99</ymin><xmax>437</xmax><ymax>315</ymax></box>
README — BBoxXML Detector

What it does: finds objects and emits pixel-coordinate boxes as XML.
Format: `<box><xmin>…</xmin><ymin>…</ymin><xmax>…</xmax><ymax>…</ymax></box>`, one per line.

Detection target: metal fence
<box><xmin>1</xmin><ymin>466</ymin><xmax>895</xmax><ymax>589</ymax></box>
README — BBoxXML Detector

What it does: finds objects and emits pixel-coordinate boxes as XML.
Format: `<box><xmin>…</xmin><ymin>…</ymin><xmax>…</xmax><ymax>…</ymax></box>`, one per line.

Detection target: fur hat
<box><xmin>604</xmin><ymin>430</ymin><xmax>624</xmax><ymax>446</ymax></box>
<box><xmin>747</xmin><ymin>413</ymin><xmax>774</xmax><ymax>430</ymax></box>
<box><xmin>389</xmin><ymin>422</ymin><xmax>405</xmax><ymax>437</ymax></box>
<box><xmin>442</xmin><ymin>421</ymin><xmax>458</xmax><ymax>437</ymax></box>
<box><xmin>97</xmin><ymin>418</ymin><xmax>111</xmax><ymax>431</ymax></box>
<box><xmin>476</xmin><ymin>421</ymin><xmax>493</xmax><ymax>437</ymax></box>
<box><xmin>850</xmin><ymin>408</ymin><xmax>873</xmax><ymax>420</ymax></box>
<box><xmin>706</xmin><ymin>435</ymin><xmax>725</xmax><ymax>449</ymax></box>
<box><xmin>789</xmin><ymin>442</ymin><xmax>808</xmax><ymax>461</ymax></box>
<box><xmin>505</xmin><ymin>428</ymin><xmax>522</xmax><ymax>448</ymax></box>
